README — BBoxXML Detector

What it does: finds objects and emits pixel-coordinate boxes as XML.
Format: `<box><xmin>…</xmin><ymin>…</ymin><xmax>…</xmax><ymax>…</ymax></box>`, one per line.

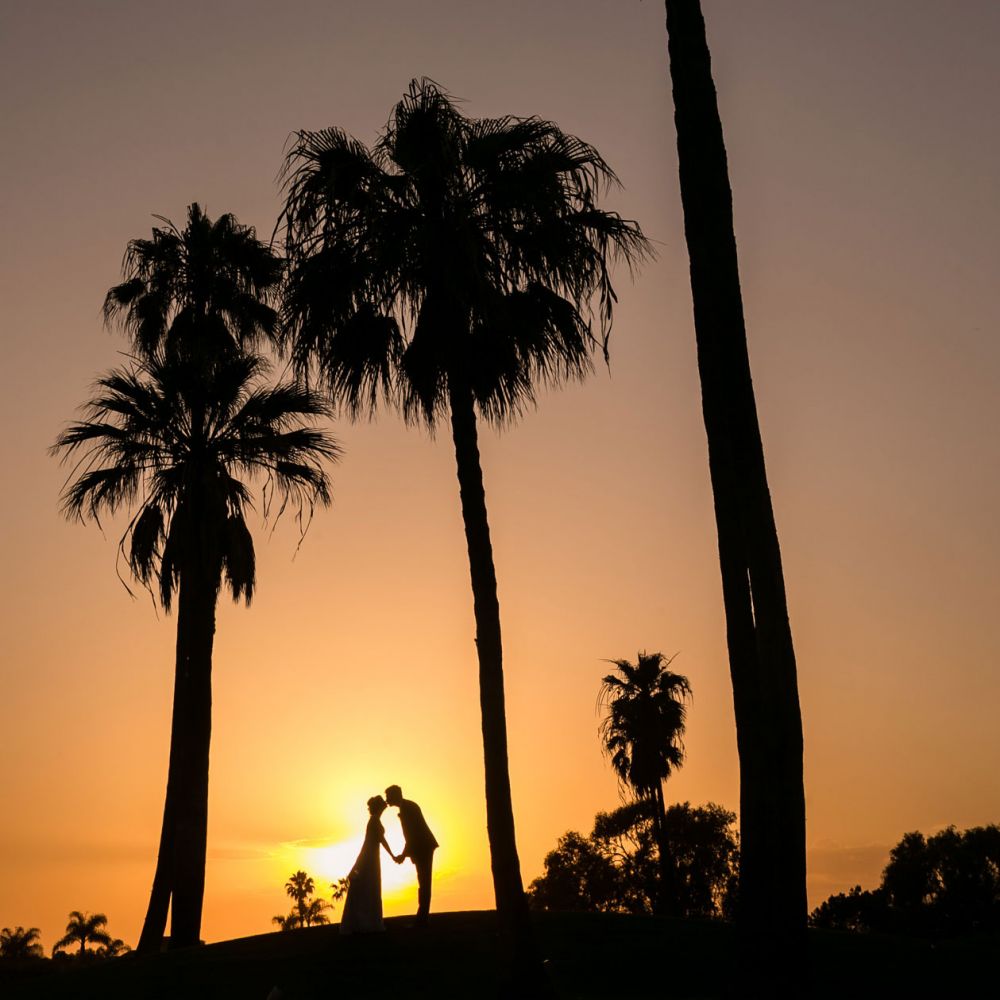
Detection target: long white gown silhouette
<box><xmin>340</xmin><ymin>801</ymin><xmax>393</xmax><ymax>934</ymax></box>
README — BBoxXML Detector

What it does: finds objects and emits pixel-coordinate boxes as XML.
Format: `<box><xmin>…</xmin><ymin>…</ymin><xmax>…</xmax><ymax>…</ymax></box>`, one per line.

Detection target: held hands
<box><xmin>393</xmin><ymin>853</ymin><xmax>404</xmax><ymax>864</ymax></box>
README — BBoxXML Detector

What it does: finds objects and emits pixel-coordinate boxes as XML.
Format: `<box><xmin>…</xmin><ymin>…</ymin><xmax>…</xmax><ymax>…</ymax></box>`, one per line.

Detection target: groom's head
<box><xmin>385</xmin><ymin>785</ymin><xmax>403</xmax><ymax>807</ymax></box>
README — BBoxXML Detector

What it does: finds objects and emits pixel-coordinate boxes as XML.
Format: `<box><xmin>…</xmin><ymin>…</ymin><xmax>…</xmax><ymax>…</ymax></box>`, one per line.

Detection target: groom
<box><xmin>385</xmin><ymin>784</ymin><xmax>438</xmax><ymax>925</ymax></box>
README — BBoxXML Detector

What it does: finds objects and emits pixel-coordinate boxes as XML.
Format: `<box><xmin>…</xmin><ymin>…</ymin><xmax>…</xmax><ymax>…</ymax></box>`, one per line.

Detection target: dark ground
<box><xmin>2</xmin><ymin>911</ymin><xmax>996</xmax><ymax>999</ymax></box>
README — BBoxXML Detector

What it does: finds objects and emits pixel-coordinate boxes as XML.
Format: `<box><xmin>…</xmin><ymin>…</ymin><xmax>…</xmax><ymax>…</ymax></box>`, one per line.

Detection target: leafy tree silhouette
<box><xmin>598</xmin><ymin>651</ymin><xmax>691</xmax><ymax>914</ymax></box>
<box><xmin>811</xmin><ymin>824</ymin><xmax>1000</xmax><ymax>936</ymax></box>
<box><xmin>52</xmin><ymin>912</ymin><xmax>112</xmax><ymax>957</ymax></box>
<box><xmin>279</xmin><ymin>78</ymin><xmax>649</xmax><ymax>987</ymax></box>
<box><xmin>54</xmin><ymin>277</ymin><xmax>338</xmax><ymax>951</ymax></box>
<box><xmin>0</xmin><ymin>926</ymin><xmax>44</xmax><ymax>960</ymax></box>
<box><xmin>528</xmin><ymin>800</ymin><xmax>737</xmax><ymax>919</ymax></box>
<box><xmin>663</xmin><ymin>2</ymin><xmax>807</xmax><ymax>984</ymax></box>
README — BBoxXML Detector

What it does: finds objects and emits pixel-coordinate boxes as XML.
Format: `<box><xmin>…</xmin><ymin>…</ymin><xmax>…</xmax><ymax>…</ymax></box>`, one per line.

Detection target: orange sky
<box><xmin>2</xmin><ymin>1</ymin><xmax>999</xmax><ymax>952</ymax></box>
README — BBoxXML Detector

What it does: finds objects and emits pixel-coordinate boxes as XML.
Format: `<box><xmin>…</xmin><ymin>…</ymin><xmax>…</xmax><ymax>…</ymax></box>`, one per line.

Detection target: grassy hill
<box><xmin>3</xmin><ymin>911</ymin><xmax>995</xmax><ymax>999</ymax></box>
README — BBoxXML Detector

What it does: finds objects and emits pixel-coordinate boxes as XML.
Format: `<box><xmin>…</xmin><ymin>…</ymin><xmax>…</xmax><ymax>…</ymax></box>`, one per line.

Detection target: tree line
<box><xmin>0</xmin><ymin>912</ymin><xmax>128</xmax><ymax>962</ymax></box>
<box><xmin>810</xmin><ymin>825</ymin><xmax>1000</xmax><ymax>938</ymax></box>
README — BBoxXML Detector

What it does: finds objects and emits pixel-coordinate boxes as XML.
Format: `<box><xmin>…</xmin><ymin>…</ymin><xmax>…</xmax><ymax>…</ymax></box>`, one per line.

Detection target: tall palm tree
<box><xmin>53</xmin><ymin>912</ymin><xmax>111</xmax><ymax>957</ymax></box>
<box><xmin>662</xmin><ymin>0</ymin><xmax>807</xmax><ymax>985</ymax></box>
<box><xmin>0</xmin><ymin>926</ymin><xmax>44</xmax><ymax>960</ymax></box>
<box><xmin>54</xmin><ymin>348</ymin><xmax>337</xmax><ymax>950</ymax></box>
<box><xmin>279</xmin><ymin>79</ymin><xmax>648</xmax><ymax>981</ymax></box>
<box><xmin>598</xmin><ymin>651</ymin><xmax>691</xmax><ymax>913</ymax></box>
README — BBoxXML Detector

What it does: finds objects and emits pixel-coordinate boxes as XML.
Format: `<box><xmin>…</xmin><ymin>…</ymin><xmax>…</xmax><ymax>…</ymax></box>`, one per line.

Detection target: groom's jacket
<box><xmin>398</xmin><ymin>798</ymin><xmax>438</xmax><ymax>858</ymax></box>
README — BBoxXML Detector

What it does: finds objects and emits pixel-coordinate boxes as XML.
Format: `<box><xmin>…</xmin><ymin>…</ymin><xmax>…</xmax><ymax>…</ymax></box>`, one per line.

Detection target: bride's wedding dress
<box><xmin>339</xmin><ymin>814</ymin><xmax>386</xmax><ymax>934</ymax></box>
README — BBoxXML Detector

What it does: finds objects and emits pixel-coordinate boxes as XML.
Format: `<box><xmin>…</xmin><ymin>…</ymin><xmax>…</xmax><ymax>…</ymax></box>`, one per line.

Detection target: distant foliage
<box><xmin>47</xmin><ymin>911</ymin><xmax>129</xmax><ymax>959</ymax></box>
<box><xmin>810</xmin><ymin>824</ymin><xmax>1000</xmax><ymax>937</ymax></box>
<box><xmin>528</xmin><ymin>800</ymin><xmax>738</xmax><ymax>920</ymax></box>
<box><xmin>272</xmin><ymin>871</ymin><xmax>347</xmax><ymax>931</ymax></box>
<box><xmin>0</xmin><ymin>926</ymin><xmax>44</xmax><ymax>961</ymax></box>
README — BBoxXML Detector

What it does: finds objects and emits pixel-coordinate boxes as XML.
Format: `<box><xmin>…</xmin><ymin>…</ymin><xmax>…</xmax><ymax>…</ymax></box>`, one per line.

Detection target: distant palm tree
<box><xmin>53</xmin><ymin>912</ymin><xmax>112</xmax><ymax>957</ymax></box>
<box><xmin>598</xmin><ymin>652</ymin><xmax>691</xmax><ymax>912</ymax></box>
<box><xmin>271</xmin><ymin>913</ymin><xmax>299</xmax><ymax>932</ymax></box>
<box><xmin>279</xmin><ymin>79</ymin><xmax>649</xmax><ymax>981</ymax></box>
<box><xmin>0</xmin><ymin>926</ymin><xmax>44</xmax><ymax>960</ymax></box>
<box><xmin>662</xmin><ymin>0</ymin><xmax>807</xmax><ymax>980</ymax></box>
<box><xmin>54</xmin><ymin>348</ymin><xmax>337</xmax><ymax>951</ymax></box>
<box><xmin>98</xmin><ymin>938</ymin><xmax>131</xmax><ymax>958</ymax></box>
<box><xmin>299</xmin><ymin>898</ymin><xmax>330</xmax><ymax>927</ymax></box>
<box><xmin>285</xmin><ymin>870</ymin><xmax>330</xmax><ymax>927</ymax></box>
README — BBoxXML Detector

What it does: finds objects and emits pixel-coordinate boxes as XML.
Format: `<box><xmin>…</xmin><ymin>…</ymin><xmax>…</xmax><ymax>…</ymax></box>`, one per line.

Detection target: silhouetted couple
<box><xmin>339</xmin><ymin>785</ymin><xmax>438</xmax><ymax>934</ymax></box>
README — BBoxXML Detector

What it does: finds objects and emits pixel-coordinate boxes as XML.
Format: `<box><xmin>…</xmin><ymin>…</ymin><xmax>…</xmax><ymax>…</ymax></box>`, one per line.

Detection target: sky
<box><xmin>1</xmin><ymin>0</ymin><xmax>998</xmax><ymax>952</ymax></box>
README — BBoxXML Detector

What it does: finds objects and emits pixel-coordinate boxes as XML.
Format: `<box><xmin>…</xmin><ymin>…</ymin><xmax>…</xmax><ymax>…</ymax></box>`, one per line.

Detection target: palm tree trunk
<box><xmin>652</xmin><ymin>784</ymin><xmax>674</xmax><ymax>917</ymax></box>
<box><xmin>448</xmin><ymin>382</ymin><xmax>545</xmax><ymax>993</ymax></box>
<box><xmin>137</xmin><ymin>583</ymin><xmax>197</xmax><ymax>953</ymax></box>
<box><xmin>663</xmin><ymin>0</ymin><xmax>807</xmax><ymax>988</ymax></box>
<box><xmin>168</xmin><ymin>559</ymin><xmax>216</xmax><ymax>948</ymax></box>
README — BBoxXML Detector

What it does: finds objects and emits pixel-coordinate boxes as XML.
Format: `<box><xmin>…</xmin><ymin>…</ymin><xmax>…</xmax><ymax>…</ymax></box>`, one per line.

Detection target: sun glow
<box><xmin>286</xmin><ymin>837</ymin><xmax>418</xmax><ymax>905</ymax></box>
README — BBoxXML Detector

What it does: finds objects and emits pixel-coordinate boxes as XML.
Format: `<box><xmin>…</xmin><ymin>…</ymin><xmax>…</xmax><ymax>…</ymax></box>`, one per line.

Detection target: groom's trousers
<box><xmin>414</xmin><ymin>851</ymin><xmax>434</xmax><ymax>922</ymax></box>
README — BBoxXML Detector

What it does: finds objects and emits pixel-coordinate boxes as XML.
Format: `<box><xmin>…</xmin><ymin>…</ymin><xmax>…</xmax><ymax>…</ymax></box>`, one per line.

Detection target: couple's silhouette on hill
<box><xmin>340</xmin><ymin>785</ymin><xmax>438</xmax><ymax>935</ymax></box>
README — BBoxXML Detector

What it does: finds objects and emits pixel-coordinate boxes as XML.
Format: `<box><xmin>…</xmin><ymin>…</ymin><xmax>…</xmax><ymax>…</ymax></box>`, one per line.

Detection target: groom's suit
<box><xmin>397</xmin><ymin>797</ymin><xmax>438</xmax><ymax>922</ymax></box>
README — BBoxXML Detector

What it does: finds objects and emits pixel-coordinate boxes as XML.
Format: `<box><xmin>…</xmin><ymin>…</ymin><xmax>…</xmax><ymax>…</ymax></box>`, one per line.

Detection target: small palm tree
<box><xmin>599</xmin><ymin>651</ymin><xmax>691</xmax><ymax>913</ymax></box>
<box><xmin>271</xmin><ymin>913</ymin><xmax>299</xmax><ymax>932</ymax></box>
<box><xmin>54</xmin><ymin>349</ymin><xmax>337</xmax><ymax>951</ymax></box>
<box><xmin>0</xmin><ymin>926</ymin><xmax>44</xmax><ymax>960</ymax></box>
<box><xmin>53</xmin><ymin>912</ymin><xmax>112</xmax><ymax>957</ymax></box>
<box><xmin>97</xmin><ymin>938</ymin><xmax>131</xmax><ymax>958</ymax></box>
<box><xmin>300</xmin><ymin>898</ymin><xmax>330</xmax><ymax>927</ymax></box>
<box><xmin>285</xmin><ymin>870</ymin><xmax>328</xmax><ymax>927</ymax></box>
<box><xmin>279</xmin><ymin>79</ymin><xmax>649</xmax><ymax>980</ymax></box>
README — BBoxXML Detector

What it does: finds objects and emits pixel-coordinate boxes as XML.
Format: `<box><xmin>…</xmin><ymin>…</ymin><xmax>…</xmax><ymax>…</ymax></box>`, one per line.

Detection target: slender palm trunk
<box><xmin>652</xmin><ymin>783</ymin><xmax>675</xmax><ymax>916</ymax></box>
<box><xmin>448</xmin><ymin>383</ymin><xmax>544</xmax><ymax>992</ymax></box>
<box><xmin>136</xmin><ymin>649</ymin><xmax>185</xmax><ymax>952</ymax></box>
<box><xmin>664</xmin><ymin>0</ymin><xmax>807</xmax><ymax>988</ymax></box>
<box><xmin>168</xmin><ymin>559</ymin><xmax>216</xmax><ymax>947</ymax></box>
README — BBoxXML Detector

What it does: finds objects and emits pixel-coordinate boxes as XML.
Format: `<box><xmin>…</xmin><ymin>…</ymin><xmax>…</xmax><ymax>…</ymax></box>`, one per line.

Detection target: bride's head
<box><xmin>367</xmin><ymin>795</ymin><xmax>387</xmax><ymax>816</ymax></box>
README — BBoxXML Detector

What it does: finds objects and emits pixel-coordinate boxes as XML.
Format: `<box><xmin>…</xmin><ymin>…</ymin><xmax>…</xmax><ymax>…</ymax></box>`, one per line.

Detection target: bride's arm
<box><xmin>381</xmin><ymin>834</ymin><xmax>400</xmax><ymax>861</ymax></box>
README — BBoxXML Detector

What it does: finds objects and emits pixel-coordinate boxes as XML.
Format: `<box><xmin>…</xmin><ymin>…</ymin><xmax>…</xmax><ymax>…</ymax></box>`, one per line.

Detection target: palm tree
<box><xmin>53</xmin><ymin>912</ymin><xmax>112</xmax><ymax>957</ymax></box>
<box><xmin>662</xmin><ymin>0</ymin><xmax>807</xmax><ymax>985</ymax></box>
<box><xmin>0</xmin><ymin>926</ymin><xmax>44</xmax><ymax>960</ymax></box>
<box><xmin>279</xmin><ymin>79</ymin><xmax>648</xmax><ymax>981</ymax></box>
<box><xmin>97</xmin><ymin>938</ymin><xmax>131</xmax><ymax>958</ymax></box>
<box><xmin>299</xmin><ymin>898</ymin><xmax>330</xmax><ymax>927</ymax></box>
<box><xmin>54</xmin><ymin>348</ymin><xmax>337</xmax><ymax>951</ymax></box>
<box><xmin>271</xmin><ymin>913</ymin><xmax>299</xmax><ymax>932</ymax></box>
<box><xmin>598</xmin><ymin>651</ymin><xmax>691</xmax><ymax>913</ymax></box>
<box><xmin>284</xmin><ymin>870</ymin><xmax>329</xmax><ymax>927</ymax></box>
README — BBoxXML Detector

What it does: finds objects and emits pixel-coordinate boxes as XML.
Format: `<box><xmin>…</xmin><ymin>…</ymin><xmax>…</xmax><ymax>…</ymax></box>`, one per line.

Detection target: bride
<box><xmin>339</xmin><ymin>795</ymin><xmax>397</xmax><ymax>934</ymax></box>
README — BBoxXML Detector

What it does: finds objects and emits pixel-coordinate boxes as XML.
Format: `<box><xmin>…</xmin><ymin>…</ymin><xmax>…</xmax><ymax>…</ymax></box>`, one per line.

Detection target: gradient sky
<box><xmin>1</xmin><ymin>0</ymin><xmax>998</xmax><ymax>951</ymax></box>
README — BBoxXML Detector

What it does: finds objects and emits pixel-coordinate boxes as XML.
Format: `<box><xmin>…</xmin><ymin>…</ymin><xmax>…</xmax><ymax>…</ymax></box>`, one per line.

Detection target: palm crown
<box><xmin>599</xmin><ymin>652</ymin><xmax>692</xmax><ymax>800</ymax></box>
<box><xmin>0</xmin><ymin>926</ymin><xmax>44</xmax><ymax>960</ymax></box>
<box><xmin>53</xmin><ymin>911</ymin><xmax>111</xmax><ymax>956</ymax></box>
<box><xmin>55</xmin><ymin>350</ymin><xmax>337</xmax><ymax>608</ymax></box>
<box><xmin>279</xmin><ymin>78</ymin><xmax>649</xmax><ymax>425</ymax></box>
<box><xmin>103</xmin><ymin>202</ymin><xmax>283</xmax><ymax>360</ymax></box>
